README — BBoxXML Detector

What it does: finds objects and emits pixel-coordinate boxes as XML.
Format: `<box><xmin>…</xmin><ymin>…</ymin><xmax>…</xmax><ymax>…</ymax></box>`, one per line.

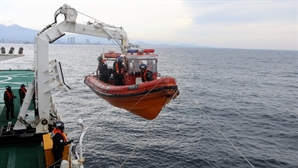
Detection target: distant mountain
<box><xmin>0</xmin><ymin>24</ymin><xmax>200</xmax><ymax>47</ymax></box>
<box><xmin>0</xmin><ymin>24</ymin><xmax>38</xmax><ymax>42</ymax></box>
<box><xmin>0</xmin><ymin>24</ymin><xmax>114</xmax><ymax>44</ymax></box>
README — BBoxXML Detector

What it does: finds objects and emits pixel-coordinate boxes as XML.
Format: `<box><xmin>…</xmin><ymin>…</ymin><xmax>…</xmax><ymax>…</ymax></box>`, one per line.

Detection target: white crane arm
<box><xmin>38</xmin><ymin>4</ymin><xmax>130</xmax><ymax>51</ymax></box>
<box><xmin>33</xmin><ymin>3</ymin><xmax>132</xmax><ymax>133</ymax></box>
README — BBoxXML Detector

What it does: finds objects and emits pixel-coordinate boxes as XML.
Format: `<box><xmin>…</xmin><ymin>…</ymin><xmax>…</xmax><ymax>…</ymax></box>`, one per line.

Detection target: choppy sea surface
<box><xmin>1</xmin><ymin>44</ymin><xmax>297</xmax><ymax>168</ymax></box>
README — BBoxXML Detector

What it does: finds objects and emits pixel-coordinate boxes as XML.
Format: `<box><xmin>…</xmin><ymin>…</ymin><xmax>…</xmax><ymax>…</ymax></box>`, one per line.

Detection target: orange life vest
<box><xmin>5</xmin><ymin>91</ymin><xmax>14</xmax><ymax>100</ymax></box>
<box><xmin>141</xmin><ymin>70</ymin><xmax>148</xmax><ymax>82</ymax></box>
<box><xmin>115</xmin><ymin>62</ymin><xmax>124</xmax><ymax>74</ymax></box>
<box><xmin>52</xmin><ymin>128</ymin><xmax>67</xmax><ymax>141</ymax></box>
<box><xmin>20</xmin><ymin>88</ymin><xmax>27</xmax><ymax>93</ymax></box>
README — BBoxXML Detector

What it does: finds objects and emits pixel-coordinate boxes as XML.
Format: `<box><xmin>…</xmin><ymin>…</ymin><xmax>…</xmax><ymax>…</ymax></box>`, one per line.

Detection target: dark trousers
<box><xmin>114</xmin><ymin>74</ymin><xmax>124</xmax><ymax>86</ymax></box>
<box><xmin>5</xmin><ymin>106</ymin><xmax>14</xmax><ymax>119</ymax></box>
<box><xmin>52</xmin><ymin>148</ymin><xmax>63</xmax><ymax>168</ymax></box>
<box><xmin>100</xmin><ymin>76</ymin><xmax>109</xmax><ymax>83</ymax></box>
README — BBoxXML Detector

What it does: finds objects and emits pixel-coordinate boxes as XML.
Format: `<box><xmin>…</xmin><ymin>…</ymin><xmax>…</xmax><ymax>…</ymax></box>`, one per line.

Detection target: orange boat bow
<box><xmin>84</xmin><ymin>75</ymin><xmax>179</xmax><ymax>120</ymax></box>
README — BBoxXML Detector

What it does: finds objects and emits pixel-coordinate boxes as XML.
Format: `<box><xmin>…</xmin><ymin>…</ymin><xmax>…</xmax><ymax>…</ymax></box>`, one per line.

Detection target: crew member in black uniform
<box><xmin>113</xmin><ymin>56</ymin><xmax>125</xmax><ymax>85</ymax></box>
<box><xmin>4</xmin><ymin>86</ymin><xmax>16</xmax><ymax>119</ymax></box>
<box><xmin>18</xmin><ymin>84</ymin><xmax>26</xmax><ymax>105</ymax></box>
<box><xmin>51</xmin><ymin>121</ymin><xmax>73</xmax><ymax>167</ymax></box>
<box><xmin>139</xmin><ymin>64</ymin><xmax>153</xmax><ymax>82</ymax></box>
<box><xmin>97</xmin><ymin>56</ymin><xmax>109</xmax><ymax>83</ymax></box>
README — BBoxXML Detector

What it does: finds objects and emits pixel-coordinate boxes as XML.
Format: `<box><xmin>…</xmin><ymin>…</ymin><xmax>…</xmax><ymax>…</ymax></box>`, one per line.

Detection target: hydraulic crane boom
<box><xmin>14</xmin><ymin>4</ymin><xmax>132</xmax><ymax>133</ymax></box>
<box><xmin>38</xmin><ymin>4</ymin><xmax>130</xmax><ymax>52</ymax></box>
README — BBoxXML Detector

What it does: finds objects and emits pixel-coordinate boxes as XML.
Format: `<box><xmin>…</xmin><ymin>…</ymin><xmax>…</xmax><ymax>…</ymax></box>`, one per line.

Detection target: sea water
<box><xmin>1</xmin><ymin>44</ymin><xmax>297</xmax><ymax>168</ymax></box>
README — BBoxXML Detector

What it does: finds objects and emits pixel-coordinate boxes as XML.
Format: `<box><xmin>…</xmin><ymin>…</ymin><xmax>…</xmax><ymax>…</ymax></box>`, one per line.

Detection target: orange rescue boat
<box><xmin>84</xmin><ymin>49</ymin><xmax>179</xmax><ymax>120</ymax></box>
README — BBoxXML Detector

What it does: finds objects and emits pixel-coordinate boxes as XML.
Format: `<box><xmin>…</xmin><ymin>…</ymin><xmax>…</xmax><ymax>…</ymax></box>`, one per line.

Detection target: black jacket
<box><xmin>99</xmin><ymin>61</ymin><xmax>109</xmax><ymax>77</ymax></box>
<box><xmin>4</xmin><ymin>90</ymin><xmax>15</xmax><ymax>107</ymax></box>
<box><xmin>19</xmin><ymin>88</ymin><xmax>26</xmax><ymax>100</ymax></box>
<box><xmin>52</xmin><ymin>132</ymin><xmax>70</xmax><ymax>154</ymax></box>
<box><xmin>141</xmin><ymin>70</ymin><xmax>153</xmax><ymax>82</ymax></box>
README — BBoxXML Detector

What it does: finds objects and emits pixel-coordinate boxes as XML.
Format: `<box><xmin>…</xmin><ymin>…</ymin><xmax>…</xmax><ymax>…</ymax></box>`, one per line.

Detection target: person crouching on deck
<box><xmin>51</xmin><ymin>121</ymin><xmax>73</xmax><ymax>167</ymax></box>
<box><xmin>139</xmin><ymin>64</ymin><xmax>153</xmax><ymax>82</ymax></box>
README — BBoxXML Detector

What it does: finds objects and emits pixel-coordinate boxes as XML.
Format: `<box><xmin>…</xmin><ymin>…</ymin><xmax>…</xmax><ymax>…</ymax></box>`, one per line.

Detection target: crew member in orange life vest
<box><xmin>19</xmin><ymin>84</ymin><xmax>27</xmax><ymax>105</ymax></box>
<box><xmin>113</xmin><ymin>56</ymin><xmax>125</xmax><ymax>86</ymax></box>
<box><xmin>4</xmin><ymin>86</ymin><xmax>17</xmax><ymax>120</ymax></box>
<box><xmin>51</xmin><ymin>121</ymin><xmax>73</xmax><ymax>167</ymax></box>
<box><xmin>139</xmin><ymin>64</ymin><xmax>153</xmax><ymax>82</ymax></box>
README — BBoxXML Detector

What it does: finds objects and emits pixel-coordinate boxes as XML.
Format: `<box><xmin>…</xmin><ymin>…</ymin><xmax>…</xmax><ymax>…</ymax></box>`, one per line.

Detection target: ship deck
<box><xmin>0</xmin><ymin>70</ymin><xmax>46</xmax><ymax>168</ymax></box>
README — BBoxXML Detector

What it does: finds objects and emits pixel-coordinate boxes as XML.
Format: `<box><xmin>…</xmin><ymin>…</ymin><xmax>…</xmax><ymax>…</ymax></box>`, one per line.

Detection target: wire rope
<box><xmin>119</xmin><ymin>90</ymin><xmax>179</xmax><ymax>167</ymax></box>
<box><xmin>176</xmin><ymin>80</ymin><xmax>255</xmax><ymax>168</ymax></box>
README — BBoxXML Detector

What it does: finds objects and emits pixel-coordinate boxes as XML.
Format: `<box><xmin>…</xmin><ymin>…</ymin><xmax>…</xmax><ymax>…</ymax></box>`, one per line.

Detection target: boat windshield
<box><xmin>128</xmin><ymin>59</ymin><xmax>157</xmax><ymax>74</ymax></box>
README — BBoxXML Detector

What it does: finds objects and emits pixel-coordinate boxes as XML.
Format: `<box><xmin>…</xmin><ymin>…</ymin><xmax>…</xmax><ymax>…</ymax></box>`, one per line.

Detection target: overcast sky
<box><xmin>1</xmin><ymin>0</ymin><xmax>296</xmax><ymax>50</ymax></box>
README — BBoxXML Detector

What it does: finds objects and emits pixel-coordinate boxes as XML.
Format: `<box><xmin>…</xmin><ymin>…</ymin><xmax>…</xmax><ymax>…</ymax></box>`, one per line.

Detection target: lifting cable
<box><xmin>87</xmin><ymin>79</ymin><xmax>168</xmax><ymax>140</ymax></box>
<box><xmin>85</xmin><ymin>73</ymin><xmax>254</xmax><ymax>167</ymax></box>
<box><xmin>77</xmin><ymin>11</ymin><xmax>123</xmax><ymax>49</ymax></box>
<box><xmin>176</xmin><ymin>80</ymin><xmax>255</xmax><ymax>168</ymax></box>
<box><xmin>119</xmin><ymin>89</ymin><xmax>179</xmax><ymax>168</ymax></box>
<box><xmin>86</xmin><ymin>77</ymin><xmax>178</xmax><ymax>166</ymax></box>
